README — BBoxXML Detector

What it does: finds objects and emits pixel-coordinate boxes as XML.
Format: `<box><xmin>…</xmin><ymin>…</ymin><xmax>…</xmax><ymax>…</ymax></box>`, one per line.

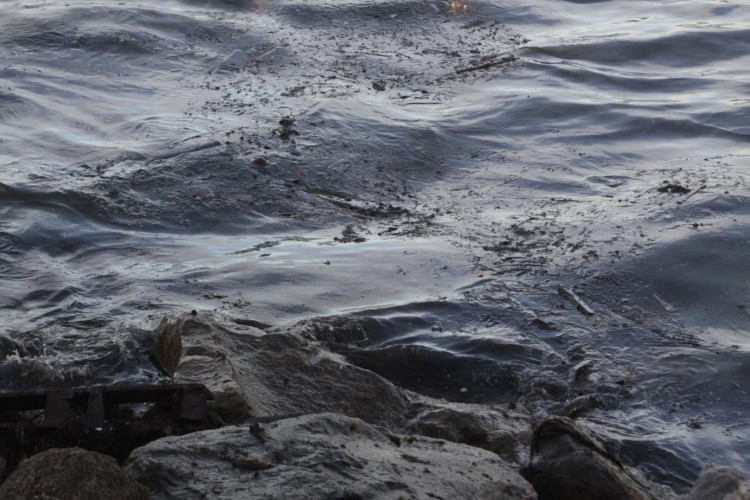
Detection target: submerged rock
<box><xmin>127</xmin><ymin>412</ymin><xmax>537</xmax><ymax>500</ymax></box>
<box><xmin>0</xmin><ymin>448</ymin><xmax>148</xmax><ymax>500</ymax></box>
<box><xmin>679</xmin><ymin>466</ymin><xmax>750</xmax><ymax>500</ymax></box>
<box><xmin>522</xmin><ymin>417</ymin><xmax>666</xmax><ymax>500</ymax></box>
<box><xmin>167</xmin><ymin>314</ymin><xmax>409</xmax><ymax>428</ymax></box>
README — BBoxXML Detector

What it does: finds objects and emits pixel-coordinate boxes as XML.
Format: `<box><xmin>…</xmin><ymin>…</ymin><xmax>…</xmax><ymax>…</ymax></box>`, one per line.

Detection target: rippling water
<box><xmin>1</xmin><ymin>0</ymin><xmax>749</xmax><ymax>492</ymax></box>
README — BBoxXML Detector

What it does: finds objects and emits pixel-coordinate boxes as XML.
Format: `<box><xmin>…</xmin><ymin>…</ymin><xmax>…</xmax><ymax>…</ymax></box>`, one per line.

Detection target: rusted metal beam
<box><xmin>41</xmin><ymin>392</ymin><xmax>72</xmax><ymax>428</ymax></box>
<box><xmin>0</xmin><ymin>383</ymin><xmax>213</xmax><ymax>428</ymax></box>
<box><xmin>178</xmin><ymin>387</ymin><xmax>209</xmax><ymax>421</ymax></box>
<box><xmin>84</xmin><ymin>388</ymin><xmax>104</xmax><ymax>429</ymax></box>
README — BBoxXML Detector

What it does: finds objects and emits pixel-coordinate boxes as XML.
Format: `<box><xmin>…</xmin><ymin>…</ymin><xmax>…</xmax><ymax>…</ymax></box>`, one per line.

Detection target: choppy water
<box><xmin>1</xmin><ymin>0</ymin><xmax>749</xmax><ymax>492</ymax></box>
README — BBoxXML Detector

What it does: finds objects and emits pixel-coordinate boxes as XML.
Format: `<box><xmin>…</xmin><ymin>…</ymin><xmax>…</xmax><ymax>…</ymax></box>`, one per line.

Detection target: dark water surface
<box><xmin>1</xmin><ymin>0</ymin><xmax>749</xmax><ymax>492</ymax></box>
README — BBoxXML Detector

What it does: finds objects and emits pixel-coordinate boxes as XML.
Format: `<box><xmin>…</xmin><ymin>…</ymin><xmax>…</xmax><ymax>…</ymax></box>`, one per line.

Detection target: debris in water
<box><xmin>249</xmin><ymin>423</ymin><xmax>267</xmax><ymax>444</ymax></box>
<box><xmin>657</xmin><ymin>183</ymin><xmax>690</xmax><ymax>194</ymax></box>
<box><xmin>445</xmin><ymin>0</ymin><xmax>468</xmax><ymax>15</ymax></box>
<box><xmin>557</xmin><ymin>286</ymin><xmax>595</xmax><ymax>316</ymax></box>
<box><xmin>677</xmin><ymin>183</ymin><xmax>707</xmax><ymax>205</ymax></box>
<box><xmin>571</xmin><ymin>359</ymin><xmax>594</xmax><ymax>385</ymax></box>
<box><xmin>456</xmin><ymin>55</ymin><xmax>518</xmax><ymax>74</ymax></box>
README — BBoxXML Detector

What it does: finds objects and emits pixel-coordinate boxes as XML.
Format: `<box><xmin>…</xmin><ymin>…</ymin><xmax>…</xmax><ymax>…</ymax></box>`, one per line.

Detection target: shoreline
<box><xmin>2</xmin><ymin>313</ymin><xmax>747</xmax><ymax>499</ymax></box>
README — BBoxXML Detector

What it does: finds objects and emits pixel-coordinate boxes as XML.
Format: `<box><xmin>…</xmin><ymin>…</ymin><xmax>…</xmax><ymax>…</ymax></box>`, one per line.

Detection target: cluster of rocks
<box><xmin>1</xmin><ymin>314</ymin><xmax>748</xmax><ymax>499</ymax></box>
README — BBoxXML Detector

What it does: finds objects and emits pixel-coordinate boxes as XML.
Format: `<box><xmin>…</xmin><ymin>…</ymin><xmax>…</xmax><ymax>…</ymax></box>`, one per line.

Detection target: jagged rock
<box><xmin>407</xmin><ymin>397</ymin><xmax>532</xmax><ymax>465</ymax></box>
<box><xmin>153</xmin><ymin>316</ymin><xmax>182</xmax><ymax>377</ymax></box>
<box><xmin>679</xmin><ymin>466</ymin><xmax>750</xmax><ymax>500</ymax></box>
<box><xmin>127</xmin><ymin>412</ymin><xmax>537</xmax><ymax>500</ymax></box>
<box><xmin>522</xmin><ymin>417</ymin><xmax>666</xmax><ymax>500</ymax></box>
<box><xmin>167</xmin><ymin>314</ymin><xmax>409</xmax><ymax>428</ymax></box>
<box><xmin>0</xmin><ymin>448</ymin><xmax>148</xmax><ymax>500</ymax></box>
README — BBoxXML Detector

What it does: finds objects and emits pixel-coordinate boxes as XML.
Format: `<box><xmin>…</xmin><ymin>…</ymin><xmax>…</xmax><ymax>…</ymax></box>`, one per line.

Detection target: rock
<box><xmin>127</xmin><ymin>412</ymin><xmax>536</xmax><ymax>500</ymax></box>
<box><xmin>522</xmin><ymin>417</ymin><xmax>665</xmax><ymax>500</ymax></box>
<box><xmin>679</xmin><ymin>466</ymin><xmax>750</xmax><ymax>500</ymax></box>
<box><xmin>407</xmin><ymin>397</ymin><xmax>532</xmax><ymax>465</ymax></box>
<box><xmin>0</xmin><ymin>448</ymin><xmax>148</xmax><ymax>500</ymax></box>
<box><xmin>276</xmin><ymin>315</ymin><xmax>536</xmax><ymax>462</ymax></box>
<box><xmin>168</xmin><ymin>314</ymin><xmax>409</xmax><ymax>428</ymax></box>
<box><xmin>153</xmin><ymin>316</ymin><xmax>182</xmax><ymax>377</ymax></box>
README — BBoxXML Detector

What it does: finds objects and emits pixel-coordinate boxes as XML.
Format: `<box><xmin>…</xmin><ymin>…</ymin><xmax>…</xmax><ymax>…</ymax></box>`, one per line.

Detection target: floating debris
<box><xmin>558</xmin><ymin>286</ymin><xmax>595</xmax><ymax>316</ymax></box>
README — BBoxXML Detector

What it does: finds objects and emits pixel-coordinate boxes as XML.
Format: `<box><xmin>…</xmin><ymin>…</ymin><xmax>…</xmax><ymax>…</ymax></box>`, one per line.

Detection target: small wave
<box><xmin>0</xmin><ymin>91</ymin><xmax>36</xmax><ymax>120</ymax></box>
<box><xmin>524</xmin><ymin>26</ymin><xmax>750</xmax><ymax>67</ymax></box>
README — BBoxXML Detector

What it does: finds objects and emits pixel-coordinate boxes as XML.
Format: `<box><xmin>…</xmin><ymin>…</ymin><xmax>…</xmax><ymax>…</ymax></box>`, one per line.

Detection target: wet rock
<box><xmin>522</xmin><ymin>417</ymin><xmax>666</xmax><ymax>500</ymax></box>
<box><xmin>168</xmin><ymin>314</ymin><xmax>409</xmax><ymax>428</ymax></box>
<box><xmin>679</xmin><ymin>466</ymin><xmax>750</xmax><ymax>500</ymax></box>
<box><xmin>407</xmin><ymin>397</ymin><xmax>532</xmax><ymax>465</ymax></box>
<box><xmin>252</xmin><ymin>156</ymin><xmax>268</xmax><ymax>167</ymax></box>
<box><xmin>153</xmin><ymin>316</ymin><xmax>183</xmax><ymax>377</ymax></box>
<box><xmin>0</xmin><ymin>448</ymin><xmax>148</xmax><ymax>500</ymax></box>
<box><xmin>127</xmin><ymin>412</ymin><xmax>536</xmax><ymax>500</ymax></box>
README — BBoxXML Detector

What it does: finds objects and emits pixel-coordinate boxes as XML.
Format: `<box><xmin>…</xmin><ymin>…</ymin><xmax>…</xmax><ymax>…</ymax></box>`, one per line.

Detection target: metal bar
<box><xmin>0</xmin><ymin>384</ymin><xmax>212</xmax><ymax>412</ymax></box>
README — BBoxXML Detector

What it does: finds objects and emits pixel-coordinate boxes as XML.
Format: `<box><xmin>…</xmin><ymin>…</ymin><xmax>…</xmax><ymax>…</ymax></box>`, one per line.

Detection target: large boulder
<box><xmin>164</xmin><ymin>314</ymin><xmax>409</xmax><ymax>428</ymax></box>
<box><xmin>522</xmin><ymin>417</ymin><xmax>666</xmax><ymax>500</ymax></box>
<box><xmin>0</xmin><ymin>448</ymin><xmax>148</xmax><ymax>500</ymax></box>
<box><xmin>679</xmin><ymin>466</ymin><xmax>750</xmax><ymax>500</ymax></box>
<box><xmin>127</xmin><ymin>412</ymin><xmax>537</xmax><ymax>500</ymax></box>
<box><xmin>153</xmin><ymin>316</ymin><xmax>182</xmax><ymax>377</ymax></box>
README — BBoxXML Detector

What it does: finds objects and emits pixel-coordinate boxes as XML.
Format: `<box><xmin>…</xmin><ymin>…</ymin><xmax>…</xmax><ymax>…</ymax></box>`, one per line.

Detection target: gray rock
<box><xmin>153</xmin><ymin>316</ymin><xmax>182</xmax><ymax>377</ymax></box>
<box><xmin>127</xmin><ymin>412</ymin><xmax>537</xmax><ymax>500</ymax></box>
<box><xmin>0</xmin><ymin>448</ymin><xmax>148</xmax><ymax>500</ymax></box>
<box><xmin>679</xmin><ymin>466</ymin><xmax>750</xmax><ymax>500</ymax></box>
<box><xmin>168</xmin><ymin>314</ymin><xmax>409</xmax><ymax>428</ymax></box>
<box><xmin>522</xmin><ymin>417</ymin><xmax>666</xmax><ymax>500</ymax></box>
<box><xmin>285</xmin><ymin>315</ymin><xmax>535</xmax><ymax>463</ymax></box>
<box><xmin>407</xmin><ymin>397</ymin><xmax>532</xmax><ymax>465</ymax></box>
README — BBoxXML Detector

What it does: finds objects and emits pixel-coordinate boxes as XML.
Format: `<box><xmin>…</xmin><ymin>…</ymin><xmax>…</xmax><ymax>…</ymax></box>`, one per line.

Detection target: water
<box><xmin>1</xmin><ymin>0</ymin><xmax>749</xmax><ymax>492</ymax></box>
